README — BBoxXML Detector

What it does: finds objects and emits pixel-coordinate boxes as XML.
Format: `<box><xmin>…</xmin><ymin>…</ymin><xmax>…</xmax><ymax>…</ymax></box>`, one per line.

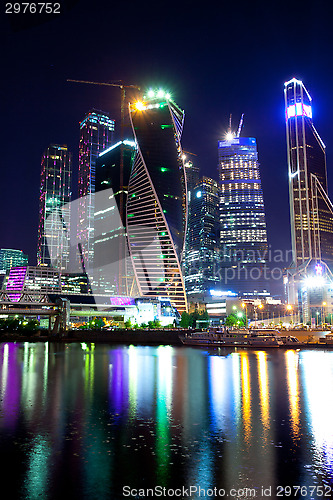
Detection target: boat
<box><xmin>179</xmin><ymin>328</ymin><xmax>284</xmax><ymax>347</ymax></box>
<box><xmin>279</xmin><ymin>335</ymin><xmax>301</xmax><ymax>346</ymax></box>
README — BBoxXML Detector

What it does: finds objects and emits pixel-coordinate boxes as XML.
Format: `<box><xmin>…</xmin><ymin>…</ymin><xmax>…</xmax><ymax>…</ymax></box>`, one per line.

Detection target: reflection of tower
<box><xmin>184</xmin><ymin>176</ymin><xmax>220</xmax><ymax>296</ymax></box>
<box><xmin>37</xmin><ymin>144</ymin><xmax>72</xmax><ymax>271</ymax></box>
<box><xmin>218</xmin><ymin>129</ymin><xmax>269</xmax><ymax>294</ymax></box>
<box><xmin>284</xmin><ymin>78</ymin><xmax>333</xmax><ymax>268</ymax></box>
<box><xmin>127</xmin><ymin>90</ymin><xmax>187</xmax><ymax>313</ymax></box>
<box><xmin>77</xmin><ymin>110</ymin><xmax>115</xmax><ymax>271</ymax></box>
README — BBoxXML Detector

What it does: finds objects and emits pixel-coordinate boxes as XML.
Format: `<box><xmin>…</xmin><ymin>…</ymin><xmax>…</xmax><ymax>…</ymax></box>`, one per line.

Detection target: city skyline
<box><xmin>2</xmin><ymin>0</ymin><xmax>333</xmax><ymax>282</ymax></box>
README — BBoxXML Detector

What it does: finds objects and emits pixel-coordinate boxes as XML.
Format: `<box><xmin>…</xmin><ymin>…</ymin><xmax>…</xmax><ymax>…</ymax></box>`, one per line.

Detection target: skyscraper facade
<box><xmin>218</xmin><ymin>135</ymin><xmax>269</xmax><ymax>294</ymax></box>
<box><xmin>126</xmin><ymin>90</ymin><xmax>187</xmax><ymax>313</ymax></box>
<box><xmin>184</xmin><ymin>176</ymin><xmax>220</xmax><ymax>296</ymax></box>
<box><xmin>77</xmin><ymin>110</ymin><xmax>115</xmax><ymax>271</ymax></box>
<box><xmin>37</xmin><ymin>144</ymin><xmax>72</xmax><ymax>271</ymax></box>
<box><xmin>0</xmin><ymin>248</ymin><xmax>28</xmax><ymax>273</ymax></box>
<box><xmin>284</xmin><ymin>78</ymin><xmax>333</xmax><ymax>269</ymax></box>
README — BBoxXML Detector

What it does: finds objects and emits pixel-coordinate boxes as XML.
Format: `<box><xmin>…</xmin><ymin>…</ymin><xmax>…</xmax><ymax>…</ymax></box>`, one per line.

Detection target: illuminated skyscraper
<box><xmin>77</xmin><ymin>110</ymin><xmax>115</xmax><ymax>270</ymax></box>
<box><xmin>184</xmin><ymin>176</ymin><xmax>220</xmax><ymax>296</ymax></box>
<box><xmin>127</xmin><ymin>90</ymin><xmax>187</xmax><ymax>313</ymax></box>
<box><xmin>37</xmin><ymin>144</ymin><xmax>72</xmax><ymax>271</ymax></box>
<box><xmin>284</xmin><ymin>78</ymin><xmax>333</xmax><ymax>321</ymax></box>
<box><xmin>284</xmin><ymin>78</ymin><xmax>333</xmax><ymax>269</ymax></box>
<box><xmin>218</xmin><ymin>133</ymin><xmax>269</xmax><ymax>294</ymax></box>
<box><xmin>94</xmin><ymin>139</ymin><xmax>137</xmax><ymax>295</ymax></box>
<box><xmin>0</xmin><ymin>248</ymin><xmax>28</xmax><ymax>273</ymax></box>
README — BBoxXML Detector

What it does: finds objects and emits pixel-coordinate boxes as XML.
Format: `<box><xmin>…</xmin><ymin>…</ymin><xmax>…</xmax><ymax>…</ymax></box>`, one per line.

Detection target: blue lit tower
<box><xmin>284</xmin><ymin>78</ymin><xmax>333</xmax><ymax>321</ymax></box>
<box><xmin>37</xmin><ymin>144</ymin><xmax>72</xmax><ymax>271</ymax></box>
<box><xmin>284</xmin><ymin>78</ymin><xmax>333</xmax><ymax>269</ymax></box>
<box><xmin>127</xmin><ymin>90</ymin><xmax>187</xmax><ymax>313</ymax></box>
<box><xmin>77</xmin><ymin>110</ymin><xmax>115</xmax><ymax>271</ymax></box>
<box><xmin>184</xmin><ymin>176</ymin><xmax>220</xmax><ymax>296</ymax></box>
<box><xmin>218</xmin><ymin>126</ymin><xmax>269</xmax><ymax>294</ymax></box>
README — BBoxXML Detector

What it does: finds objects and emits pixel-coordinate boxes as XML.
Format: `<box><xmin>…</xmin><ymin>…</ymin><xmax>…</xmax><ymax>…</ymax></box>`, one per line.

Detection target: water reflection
<box><xmin>1</xmin><ymin>342</ymin><xmax>333</xmax><ymax>499</ymax></box>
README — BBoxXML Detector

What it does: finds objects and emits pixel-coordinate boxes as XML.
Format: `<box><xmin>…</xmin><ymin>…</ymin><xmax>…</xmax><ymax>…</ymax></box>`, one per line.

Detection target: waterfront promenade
<box><xmin>1</xmin><ymin>328</ymin><xmax>333</xmax><ymax>348</ymax></box>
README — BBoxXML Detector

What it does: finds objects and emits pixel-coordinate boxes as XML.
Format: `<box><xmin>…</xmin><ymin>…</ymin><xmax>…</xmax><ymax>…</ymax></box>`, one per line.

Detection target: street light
<box><xmin>322</xmin><ymin>301</ymin><xmax>327</xmax><ymax>326</ymax></box>
<box><xmin>286</xmin><ymin>304</ymin><xmax>293</xmax><ymax>327</ymax></box>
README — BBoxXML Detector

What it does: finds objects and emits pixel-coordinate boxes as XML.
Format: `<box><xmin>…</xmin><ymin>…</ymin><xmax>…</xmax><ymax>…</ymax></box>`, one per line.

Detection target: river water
<box><xmin>1</xmin><ymin>342</ymin><xmax>333</xmax><ymax>499</ymax></box>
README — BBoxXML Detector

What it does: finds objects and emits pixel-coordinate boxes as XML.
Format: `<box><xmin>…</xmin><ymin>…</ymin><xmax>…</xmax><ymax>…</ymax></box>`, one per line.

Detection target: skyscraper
<box><xmin>77</xmin><ymin>110</ymin><xmax>115</xmax><ymax>271</ymax></box>
<box><xmin>37</xmin><ymin>144</ymin><xmax>72</xmax><ymax>271</ymax></box>
<box><xmin>218</xmin><ymin>133</ymin><xmax>269</xmax><ymax>294</ymax></box>
<box><xmin>94</xmin><ymin>139</ymin><xmax>137</xmax><ymax>295</ymax></box>
<box><xmin>284</xmin><ymin>78</ymin><xmax>333</xmax><ymax>269</ymax></box>
<box><xmin>126</xmin><ymin>90</ymin><xmax>187</xmax><ymax>313</ymax></box>
<box><xmin>0</xmin><ymin>248</ymin><xmax>28</xmax><ymax>273</ymax></box>
<box><xmin>184</xmin><ymin>176</ymin><xmax>220</xmax><ymax>296</ymax></box>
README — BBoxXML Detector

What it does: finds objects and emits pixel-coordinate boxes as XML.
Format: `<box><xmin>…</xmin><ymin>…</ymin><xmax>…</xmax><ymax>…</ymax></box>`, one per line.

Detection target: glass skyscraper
<box><xmin>94</xmin><ymin>140</ymin><xmax>137</xmax><ymax>296</ymax></box>
<box><xmin>126</xmin><ymin>90</ymin><xmax>187</xmax><ymax>313</ymax></box>
<box><xmin>37</xmin><ymin>144</ymin><xmax>72</xmax><ymax>271</ymax></box>
<box><xmin>218</xmin><ymin>135</ymin><xmax>269</xmax><ymax>294</ymax></box>
<box><xmin>184</xmin><ymin>176</ymin><xmax>220</xmax><ymax>296</ymax></box>
<box><xmin>284</xmin><ymin>78</ymin><xmax>333</xmax><ymax>269</ymax></box>
<box><xmin>0</xmin><ymin>248</ymin><xmax>28</xmax><ymax>273</ymax></box>
<box><xmin>77</xmin><ymin>110</ymin><xmax>115</xmax><ymax>271</ymax></box>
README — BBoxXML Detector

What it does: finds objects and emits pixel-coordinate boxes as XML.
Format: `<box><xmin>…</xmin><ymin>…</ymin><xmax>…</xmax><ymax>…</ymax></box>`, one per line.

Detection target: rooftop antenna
<box><xmin>236</xmin><ymin>113</ymin><xmax>244</xmax><ymax>138</ymax></box>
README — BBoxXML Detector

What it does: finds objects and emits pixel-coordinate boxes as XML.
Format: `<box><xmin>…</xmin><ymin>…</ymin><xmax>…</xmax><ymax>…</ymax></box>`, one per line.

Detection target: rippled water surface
<box><xmin>1</xmin><ymin>342</ymin><xmax>333</xmax><ymax>499</ymax></box>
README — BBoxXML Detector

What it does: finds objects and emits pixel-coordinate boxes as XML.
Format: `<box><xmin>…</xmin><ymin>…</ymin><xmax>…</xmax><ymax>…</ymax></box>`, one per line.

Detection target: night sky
<box><xmin>1</xmin><ymin>0</ymin><xmax>333</xmax><ymax>281</ymax></box>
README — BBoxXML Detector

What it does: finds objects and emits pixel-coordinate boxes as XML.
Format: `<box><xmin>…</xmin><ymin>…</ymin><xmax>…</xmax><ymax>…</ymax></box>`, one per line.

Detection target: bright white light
<box><xmin>147</xmin><ymin>89</ymin><xmax>155</xmax><ymax>98</ymax></box>
<box><xmin>303</xmin><ymin>275</ymin><xmax>326</xmax><ymax>288</ymax></box>
<box><xmin>196</xmin><ymin>190</ymin><xmax>202</xmax><ymax>198</ymax></box>
<box><xmin>135</xmin><ymin>101</ymin><xmax>146</xmax><ymax>111</ymax></box>
<box><xmin>157</xmin><ymin>89</ymin><xmax>164</xmax><ymax>98</ymax></box>
<box><xmin>225</xmin><ymin>132</ymin><xmax>234</xmax><ymax>141</ymax></box>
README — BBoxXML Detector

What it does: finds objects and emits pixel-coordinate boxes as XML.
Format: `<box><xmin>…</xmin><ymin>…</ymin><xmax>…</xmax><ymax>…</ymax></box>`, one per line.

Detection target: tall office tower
<box><xmin>218</xmin><ymin>133</ymin><xmax>269</xmax><ymax>294</ymax></box>
<box><xmin>126</xmin><ymin>90</ymin><xmax>187</xmax><ymax>313</ymax></box>
<box><xmin>37</xmin><ymin>144</ymin><xmax>72</xmax><ymax>271</ymax></box>
<box><xmin>77</xmin><ymin>110</ymin><xmax>115</xmax><ymax>271</ymax></box>
<box><xmin>0</xmin><ymin>248</ymin><xmax>28</xmax><ymax>272</ymax></box>
<box><xmin>184</xmin><ymin>156</ymin><xmax>200</xmax><ymax>193</ymax></box>
<box><xmin>184</xmin><ymin>176</ymin><xmax>220</xmax><ymax>296</ymax></box>
<box><xmin>94</xmin><ymin>139</ymin><xmax>138</xmax><ymax>296</ymax></box>
<box><xmin>284</xmin><ymin>78</ymin><xmax>333</xmax><ymax>269</ymax></box>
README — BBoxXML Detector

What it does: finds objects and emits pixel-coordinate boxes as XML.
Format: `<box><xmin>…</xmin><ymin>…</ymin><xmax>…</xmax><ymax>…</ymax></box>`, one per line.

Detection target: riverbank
<box><xmin>0</xmin><ymin>328</ymin><xmax>184</xmax><ymax>345</ymax></box>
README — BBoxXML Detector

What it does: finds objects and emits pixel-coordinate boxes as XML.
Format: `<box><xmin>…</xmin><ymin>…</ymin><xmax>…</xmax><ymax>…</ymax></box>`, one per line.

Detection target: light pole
<box><xmin>286</xmin><ymin>304</ymin><xmax>293</xmax><ymax>328</ymax></box>
<box><xmin>322</xmin><ymin>301</ymin><xmax>327</xmax><ymax>326</ymax></box>
<box><xmin>241</xmin><ymin>302</ymin><xmax>247</xmax><ymax>327</ymax></box>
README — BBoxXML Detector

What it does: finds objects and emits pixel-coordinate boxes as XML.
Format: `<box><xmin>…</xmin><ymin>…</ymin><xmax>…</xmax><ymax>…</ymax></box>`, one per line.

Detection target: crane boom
<box><xmin>67</xmin><ymin>79</ymin><xmax>140</xmax><ymax>90</ymax></box>
<box><xmin>236</xmin><ymin>113</ymin><xmax>244</xmax><ymax>138</ymax></box>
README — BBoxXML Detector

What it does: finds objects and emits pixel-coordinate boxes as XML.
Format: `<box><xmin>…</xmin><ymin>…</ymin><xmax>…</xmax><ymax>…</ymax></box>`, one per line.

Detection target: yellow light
<box><xmin>286</xmin><ymin>304</ymin><xmax>292</xmax><ymax>311</ymax></box>
<box><xmin>322</xmin><ymin>302</ymin><xmax>327</xmax><ymax>306</ymax></box>
<box><xmin>241</xmin><ymin>302</ymin><xmax>246</xmax><ymax>308</ymax></box>
<box><xmin>135</xmin><ymin>101</ymin><xmax>146</xmax><ymax>111</ymax></box>
<box><xmin>258</xmin><ymin>304</ymin><xmax>263</xmax><ymax>309</ymax></box>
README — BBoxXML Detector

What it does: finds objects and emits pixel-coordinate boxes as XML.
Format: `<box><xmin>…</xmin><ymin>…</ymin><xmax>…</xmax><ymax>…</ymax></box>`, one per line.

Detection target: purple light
<box><xmin>109</xmin><ymin>296</ymin><xmax>135</xmax><ymax>306</ymax></box>
<box><xmin>315</xmin><ymin>263</ymin><xmax>323</xmax><ymax>276</ymax></box>
<box><xmin>6</xmin><ymin>266</ymin><xmax>27</xmax><ymax>302</ymax></box>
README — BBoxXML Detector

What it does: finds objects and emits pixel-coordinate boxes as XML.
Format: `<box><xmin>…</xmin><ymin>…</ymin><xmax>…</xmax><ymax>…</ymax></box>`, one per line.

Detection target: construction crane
<box><xmin>67</xmin><ymin>78</ymin><xmax>141</xmax><ymax>295</ymax></box>
<box><xmin>236</xmin><ymin>113</ymin><xmax>244</xmax><ymax>138</ymax></box>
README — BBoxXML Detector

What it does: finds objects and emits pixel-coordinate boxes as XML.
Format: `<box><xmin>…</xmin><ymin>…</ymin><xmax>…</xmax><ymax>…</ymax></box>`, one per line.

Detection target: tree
<box><xmin>180</xmin><ymin>312</ymin><xmax>191</xmax><ymax>328</ymax></box>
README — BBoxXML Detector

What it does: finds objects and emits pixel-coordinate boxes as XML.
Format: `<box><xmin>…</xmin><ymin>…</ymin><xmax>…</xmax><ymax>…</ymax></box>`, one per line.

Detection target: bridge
<box><xmin>0</xmin><ymin>290</ymin><xmax>69</xmax><ymax>334</ymax></box>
